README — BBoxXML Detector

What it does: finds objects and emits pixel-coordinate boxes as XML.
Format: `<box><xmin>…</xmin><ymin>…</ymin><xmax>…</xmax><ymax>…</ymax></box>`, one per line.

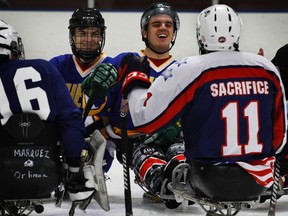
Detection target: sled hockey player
<box><xmin>268</xmin><ymin>44</ymin><xmax>288</xmax><ymax>197</ymax></box>
<box><xmin>259</xmin><ymin>44</ymin><xmax>288</xmax><ymax>204</ymax></box>
<box><xmin>93</xmin><ymin>4</ymin><xmax>288</xmax><ymax>215</ymax></box>
<box><xmin>81</xmin><ymin>2</ymin><xmax>186</xmax><ymax>208</ymax></box>
<box><xmin>272</xmin><ymin>44</ymin><xmax>288</xmax><ymax>98</ymax></box>
<box><xmin>0</xmin><ymin>20</ymin><xmax>109</xmax><ymax>214</ymax></box>
<box><xmin>50</xmin><ymin>8</ymin><xmax>118</xmax><ymax>173</ymax></box>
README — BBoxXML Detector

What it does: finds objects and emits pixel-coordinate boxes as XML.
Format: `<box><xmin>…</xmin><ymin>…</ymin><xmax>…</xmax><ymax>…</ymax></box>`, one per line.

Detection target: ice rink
<box><xmin>39</xmin><ymin>159</ymin><xmax>288</xmax><ymax>216</ymax></box>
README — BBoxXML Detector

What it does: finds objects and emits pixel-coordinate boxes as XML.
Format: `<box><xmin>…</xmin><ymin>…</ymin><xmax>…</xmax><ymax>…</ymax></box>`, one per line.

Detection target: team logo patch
<box><xmin>218</xmin><ymin>36</ymin><xmax>226</xmax><ymax>43</ymax></box>
<box><xmin>140</xmin><ymin>146</ymin><xmax>156</xmax><ymax>155</ymax></box>
<box><xmin>24</xmin><ymin>159</ymin><xmax>34</xmax><ymax>167</ymax></box>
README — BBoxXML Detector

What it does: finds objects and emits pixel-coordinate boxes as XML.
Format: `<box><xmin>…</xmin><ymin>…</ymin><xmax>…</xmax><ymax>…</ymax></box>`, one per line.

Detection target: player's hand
<box><xmin>144</xmin><ymin>123</ymin><xmax>181</xmax><ymax>146</ymax></box>
<box><xmin>257</xmin><ymin>48</ymin><xmax>264</xmax><ymax>56</ymax></box>
<box><xmin>81</xmin><ymin>63</ymin><xmax>118</xmax><ymax>98</ymax></box>
<box><xmin>67</xmin><ymin>165</ymin><xmax>96</xmax><ymax>208</ymax></box>
<box><xmin>118</xmin><ymin>53</ymin><xmax>151</xmax><ymax>99</ymax></box>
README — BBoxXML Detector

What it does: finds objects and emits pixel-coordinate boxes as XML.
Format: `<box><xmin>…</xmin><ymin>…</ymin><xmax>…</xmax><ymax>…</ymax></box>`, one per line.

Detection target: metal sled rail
<box><xmin>167</xmin><ymin>163</ymin><xmax>258</xmax><ymax>216</ymax></box>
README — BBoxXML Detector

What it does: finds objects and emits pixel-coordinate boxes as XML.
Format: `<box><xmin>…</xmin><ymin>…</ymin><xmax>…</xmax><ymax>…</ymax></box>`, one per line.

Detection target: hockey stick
<box><xmin>120</xmin><ymin>98</ymin><xmax>133</xmax><ymax>216</ymax></box>
<box><xmin>267</xmin><ymin>159</ymin><xmax>281</xmax><ymax>216</ymax></box>
<box><xmin>60</xmin><ymin>88</ymin><xmax>98</xmax><ymax>210</ymax></box>
<box><xmin>82</xmin><ymin>80</ymin><xmax>117</xmax><ymax>122</ymax></box>
<box><xmin>82</xmin><ymin>87</ymin><xmax>98</xmax><ymax>122</ymax></box>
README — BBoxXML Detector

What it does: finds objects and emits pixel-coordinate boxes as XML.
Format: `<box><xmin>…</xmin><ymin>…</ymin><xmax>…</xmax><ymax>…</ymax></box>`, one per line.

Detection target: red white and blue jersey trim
<box><xmin>128</xmin><ymin>51</ymin><xmax>287</xmax><ymax>187</ymax></box>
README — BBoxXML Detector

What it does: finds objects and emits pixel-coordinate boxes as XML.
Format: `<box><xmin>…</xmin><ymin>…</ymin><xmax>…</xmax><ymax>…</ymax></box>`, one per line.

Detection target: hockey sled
<box><xmin>0</xmin><ymin>113</ymin><xmax>65</xmax><ymax>216</ymax></box>
<box><xmin>167</xmin><ymin>163</ymin><xmax>261</xmax><ymax>216</ymax></box>
<box><xmin>259</xmin><ymin>181</ymin><xmax>288</xmax><ymax>203</ymax></box>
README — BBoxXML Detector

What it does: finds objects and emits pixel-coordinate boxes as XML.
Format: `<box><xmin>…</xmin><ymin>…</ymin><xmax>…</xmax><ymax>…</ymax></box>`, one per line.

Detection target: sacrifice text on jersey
<box><xmin>210</xmin><ymin>80</ymin><xmax>269</xmax><ymax>97</ymax></box>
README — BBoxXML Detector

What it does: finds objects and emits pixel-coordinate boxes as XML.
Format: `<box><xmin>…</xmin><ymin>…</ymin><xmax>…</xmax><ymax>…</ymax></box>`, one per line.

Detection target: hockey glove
<box><xmin>144</xmin><ymin>122</ymin><xmax>182</xmax><ymax>146</ymax></box>
<box><xmin>67</xmin><ymin>164</ymin><xmax>97</xmax><ymax>214</ymax></box>
<box><xmin>67</xmin><ymin>131</ymin><xmax>110</xmax><ymax>214</ymax></box>
<box><xmin>118</xmin><ymin>53</ymin><xmax>151</xmax><ymax>99</ymax></box>
<box><xmin>81</xmin><ymin>63</ymin><xmax>118</xmax><ymax>98</ymax></box>
<box><xmin>86</xmin><ymin>129</ymin><xmax>110</xmax><ymax>211</ymax></box>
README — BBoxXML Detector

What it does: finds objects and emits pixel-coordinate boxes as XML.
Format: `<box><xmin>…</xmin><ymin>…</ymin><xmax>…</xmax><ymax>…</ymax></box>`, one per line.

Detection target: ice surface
<box><xmin>40</xmin><ymin>160</ymin><xmax>288</xmax><ymax>216</ymax></box>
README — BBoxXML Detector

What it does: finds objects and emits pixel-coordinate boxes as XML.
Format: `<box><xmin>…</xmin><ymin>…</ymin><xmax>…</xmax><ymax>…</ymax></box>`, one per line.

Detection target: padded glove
<box><xmin>144</xmin><ymin>122</ymin><xmax>181</xmax><ymax>146</ymax></box>
<box><xmin>81</xmin><ymin>63</ymin><xmax>118</xmax><ymax>98</ymax></box>
<box><xmin>67</xmin><ymin>165</ymin><xmax>96</xmax><ymax>216</ymax></box>
<box><xmin>67</xmin><ymin>131</ymin><xmax>110</xmax><ymax>215</ymax></box>
<box><xmin>118</xmin><ymin>53</ymin><xmax>151</xmax><ymax>99</ymax></box>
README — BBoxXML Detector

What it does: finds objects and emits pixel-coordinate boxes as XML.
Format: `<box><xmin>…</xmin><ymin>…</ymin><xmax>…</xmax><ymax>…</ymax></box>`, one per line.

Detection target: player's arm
<box><xmin>50</xmin><ymin>63</ymin><xmax>105</xmax><ymax>210</ymax></box>
<box><xmin>119</xmin><ymin>54</ymin><xmax>182</xmax><ymax>134</ymax></box>
<box><xmin>81</xmin><ymin>63</ymin><xmax>118</xmax><ymax>114</ymax></box>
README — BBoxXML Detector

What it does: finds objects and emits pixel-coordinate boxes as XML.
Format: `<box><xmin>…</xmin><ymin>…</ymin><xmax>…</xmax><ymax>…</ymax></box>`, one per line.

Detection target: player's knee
<box><xmin>132</xmin><ymin>143</ymin><xmax>167</xmax><ymax>194</ymax></box>
<box><xmin>166</xmin><ymin>142</ymin><xmax>186</xmax><ymax>162</ymax></box>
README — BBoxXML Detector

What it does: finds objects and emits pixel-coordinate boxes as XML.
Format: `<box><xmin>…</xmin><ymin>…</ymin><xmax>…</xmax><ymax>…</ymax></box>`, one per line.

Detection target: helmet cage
<box><xmin>69</xmin><ymin>8</ymin><xmax>106</xmax><ymax>63</ymax></box>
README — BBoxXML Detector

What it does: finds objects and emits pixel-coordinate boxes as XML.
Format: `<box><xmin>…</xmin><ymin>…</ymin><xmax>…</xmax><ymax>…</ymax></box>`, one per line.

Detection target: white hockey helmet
<box><xmin>196</xmin><ymin>4</ymin><xmax>243</xmax><ymax>53</ymax></box>
<box><xmin>0</xmin><ymin>20</ymin><xmax>24</xmax><ymax>60</ymax></box>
